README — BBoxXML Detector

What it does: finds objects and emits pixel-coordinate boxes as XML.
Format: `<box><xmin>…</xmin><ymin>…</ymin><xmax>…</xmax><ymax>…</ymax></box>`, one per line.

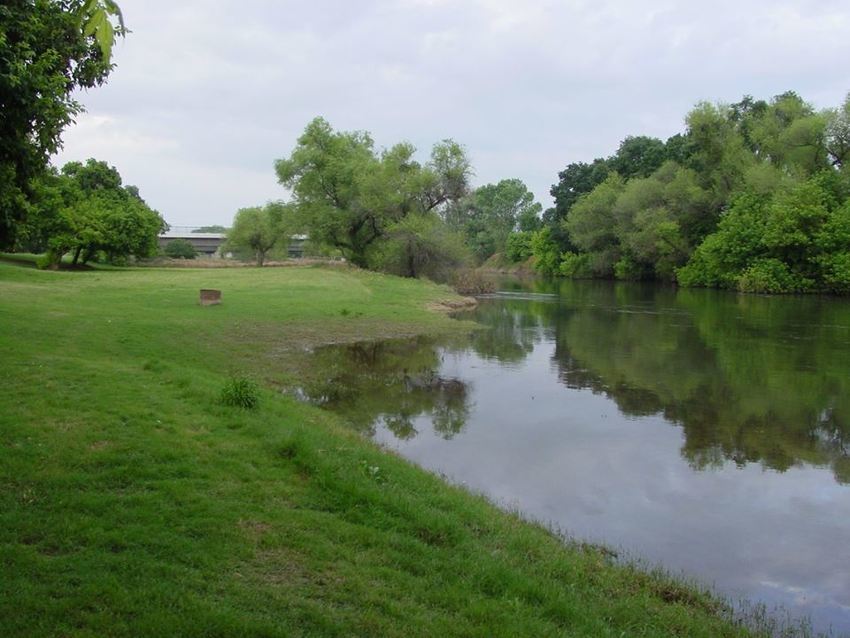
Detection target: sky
<box><xmin>54</xmin><ymin>0</ymin><xmax>850</xmax><ymax>227</ymax></box>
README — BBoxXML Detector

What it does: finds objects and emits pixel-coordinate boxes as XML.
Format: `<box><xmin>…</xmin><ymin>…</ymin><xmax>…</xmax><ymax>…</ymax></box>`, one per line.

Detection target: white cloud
<box><xmin>55</xmin><ymin>0</ymin><xmax>850</xmax><ymax>226</ymax></box>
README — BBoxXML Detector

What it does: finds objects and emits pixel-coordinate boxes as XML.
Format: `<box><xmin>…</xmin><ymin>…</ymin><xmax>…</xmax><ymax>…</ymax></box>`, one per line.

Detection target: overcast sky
<box><xmin>54</xmin><ymin>0</ymin><xmax>850</xmax><ymax>227</ymax></box>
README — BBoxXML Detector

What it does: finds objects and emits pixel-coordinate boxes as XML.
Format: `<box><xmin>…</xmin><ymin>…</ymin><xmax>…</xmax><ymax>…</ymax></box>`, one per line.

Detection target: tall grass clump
<box><xmin>220</xmin><ymin>376</ymin><xmax>259</xmax><ymax>409</ymax></box>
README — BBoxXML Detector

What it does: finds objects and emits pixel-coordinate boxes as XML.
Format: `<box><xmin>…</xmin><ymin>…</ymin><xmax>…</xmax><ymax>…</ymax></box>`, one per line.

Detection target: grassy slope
<box><xmin>0</xmin><ymin>263</ymin><xmax>752</xmax><ymax>637</ymax></box>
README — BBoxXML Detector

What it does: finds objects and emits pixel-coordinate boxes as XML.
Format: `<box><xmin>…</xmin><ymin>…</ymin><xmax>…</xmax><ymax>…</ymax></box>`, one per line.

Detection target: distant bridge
<box><xmin>158</xmin><ymin>229</ymin><xmax>226</xmax><ymax>257</ymax></box>
<box><xmin>158</xmin><ymin>227</ymin><xmax>306</xmax><ymax>258</ymax></box>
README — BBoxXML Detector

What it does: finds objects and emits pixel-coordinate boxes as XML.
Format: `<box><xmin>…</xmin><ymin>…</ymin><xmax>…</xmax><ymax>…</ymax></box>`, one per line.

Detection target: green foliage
<box><xmin>220</xmin><ymin>376</ymin><xmax>260</xmax><ymax>409</ymax></box>
<box><xmin>558</xmin><ymin>251</ymin><xmax>591</xmax><ymax>278</ymax></box>
<box><xmin>819</xmin><ymin>250</ymin><xmax>850</xmax><ymax>292</ymax></box>
<box><xmin>0</xmin><ymin>0</ymin><xmax>124</xmax><ymax>249</ymax></box>
<box><xmin>447</xmin><ymin>178</ymin><xmax>542</xmax><ymax>262</ymax></box>
<box><xmin>275</xmin><ymin>117</ymin><xmax>471</xmax><ymax>270</ymax></box>
<box><xmin>825</xmin><ymin>92</ymin><xmax>850</xmax><ymax>169</ymax></box>
<box><xmin>28</xmin><ymin>159</ymin><xmax>164</xmax><ymax>267</ymax></box>
<box><xmin>564</xmin><ymin>173</ymin><xmax>625</xmax><ymax>277</ymax></box>
<box><xmin>529</xmin><ymin>227</ymin><xmax>562</xmax><ymax>275</ymax></box>
<box><xmin>736</xmin><ymin>258</ymin><xmax>805</xmax><ymax>293</ymax></box>
<box><xmin>677</xmin><ymin>177</ymin><xmax>850</xmax><ymax>292</ymax></box>
<box><xmin>746</xmin><ymin>92</ymin><xmax>827</xmax><ymax>176</ymax></box>
<box><xmin>547</xmin><ymin>158</ymin><xmax>611</xmax><ymax>228</ymax></box>
<box><xmin>226</xmin><ymin>201</ymin><xmax>290</xmax><ymax>266</ymax></box>
<box><xmin>685</xmin><ymin>101</ymin><xmax>754</xmax><ymax>206</ymax></box>
<box><xmin>610</xmin><ymin>135</ymin><xmax>668</xmax><ymax>179</ymax></box>
<box><xmin>164</xmin><ymin>238</ymin><xmax>197</xmax><ymax>259</ymax></box>
<box><xmin>546</xmin><ymin>90</ymin><xmax>850</xmax><ymax>294</ymax></box>
<box><xmin>371</xmin><ymin>213</ymin><xmax>470</xmax><ymax>281</ymax></box>
<box><xmin>613</xmin><ymin>255</ymin><xmax>647</xmax><ymax>280</ymax></box>
<box><xmin>505</xmin><ymin>231</ymin><xmax>534</xmax><ymax>262</ymax></box>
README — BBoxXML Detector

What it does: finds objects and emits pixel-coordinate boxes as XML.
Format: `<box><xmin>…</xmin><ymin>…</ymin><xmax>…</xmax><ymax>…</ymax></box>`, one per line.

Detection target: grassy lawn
<box><xmin>1</xmin><ymin>262</ymin><xmax>756</xmax><ymax>637</ymax></box>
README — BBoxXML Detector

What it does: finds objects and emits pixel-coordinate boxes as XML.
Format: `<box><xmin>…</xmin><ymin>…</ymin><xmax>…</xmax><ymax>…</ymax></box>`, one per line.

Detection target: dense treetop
<box><xmin>27</xmin><ymin>158</ymin><xmax>166</xmax><ymax>267</ymax></box>
<box><xmin>532</xmin><ymin>91</ymin><xmax>850</xmax><ymax>294</ymax></box>
<box><xmin>0</xmin><ymin>0</ymin><xmax>125</xmax><ymax>249</ymax></box>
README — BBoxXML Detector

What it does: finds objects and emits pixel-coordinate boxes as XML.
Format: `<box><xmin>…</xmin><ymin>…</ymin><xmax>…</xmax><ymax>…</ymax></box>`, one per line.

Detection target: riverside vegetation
<box><xmin>0</xmin><ymin>261</ymin><xmax>784</xmax><ymax>637</ymax></box>
<box><xmin>3</xmin><ymin>2</ymin><xmax>849</xmax><ymax>294</ymax></box>
<box><xmin>529</xmin><ymin>91</ymin><xmax>850</xmax><ymax>293</ymax></box>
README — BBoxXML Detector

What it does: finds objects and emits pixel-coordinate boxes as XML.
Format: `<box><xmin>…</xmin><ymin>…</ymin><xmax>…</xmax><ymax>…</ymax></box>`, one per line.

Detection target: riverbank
<box><xmin>1</xmin><ymin>262</ymin><xmax>764</xmax><ymax>637</ymax></box>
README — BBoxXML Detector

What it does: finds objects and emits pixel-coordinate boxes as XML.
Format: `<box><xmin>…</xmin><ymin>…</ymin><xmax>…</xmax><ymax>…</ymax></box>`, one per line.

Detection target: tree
<box><xmin>548</xmin><ymin>158</ymin><xmax>611</xmax><ymax>226</ymax></box>
<box><xmin>374</xmin><ymin>213</ymin><xmax>469</xmax><ymax>280</ymax></box>
<box><xmin>448</xmin><ymin>178</ymin><xmax>542</xmax><ymax>262</ymax></box>
<box><xmin>164</xmin><ymin>239</ymin><xmax>197</xmax><ymax>259</ymax></box>
<box><xmin>0</xmin><ymin>0</ymin><xmax>125</xmax><ymax>249</ymax></box>
<box><xmin>746</xmin><ymin>92</ymin><xmax>827</xmax><ymax>176</ymax></box>
<box><xmin>677</xmin><ymin>175</ymin><xmax>850</xmax><ymax>293</ymax></box>
<box><xmin>610</xmin><ymin>136</ymin><xmax>667</xmax><ymax>180</ymax></box>
<box><xmin>684</xmin><ymin>101</ymin><xmax>754</xmax><ymax>208</ymax></box>
<box><xmin>825</xmin><ymin>93</ymin><xmax>850</xmax><ymax>169</ymax></box>
<box><xmin>564</xmin><ymin>173</ymin><xmax>625</xmax><ymax>276</ymax></box>
<box><xmin>39</xmin><ymin>159</ymin><xmax>165</xmax><ymax>267</ymax></box>
<box><xmin>505</xmin><ymin>231</ymin><xmax>534</xmax><ymax>262</ymax></box>
<box><xmin>226</xmin><ymin>202</ymin><xmax>290</xmax><ymax>266</ymax></box>
<box><xmin>275</xmin><ymin>117</ymin><xmax>471</xmax><ymax>268</ymax></box>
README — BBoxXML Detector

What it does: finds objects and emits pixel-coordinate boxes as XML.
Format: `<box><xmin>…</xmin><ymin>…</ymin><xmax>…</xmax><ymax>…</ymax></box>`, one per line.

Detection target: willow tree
<box><xmin>226</xmin><ymin>202</ymin><xmax>291</xmax><ymax>266</ymax></box>
<box><xmin>275</xmin><ymin>117</ymin><xmax>471</xmax><ymax>268</ymax></box>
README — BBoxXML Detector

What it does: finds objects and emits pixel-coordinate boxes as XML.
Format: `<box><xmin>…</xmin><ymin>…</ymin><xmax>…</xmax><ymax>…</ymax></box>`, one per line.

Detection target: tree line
<box><xmin>226</xmin><ymin>117</ymin><xmax>543</xmax><ymax>278</ymax></box>
<box><xmin>0</xmin><ymin>0</ymin><xmax>148</xmax><ymax>266</ymax></box>
<box><xmin>6</xmin><ymin>4</ymin><xmax>848</xmax><ymax>293</ymax></box>
<box><xmin>530</xmin><ymin>91</ymin><xmax>850</xmax><ymax>293</ymax></box>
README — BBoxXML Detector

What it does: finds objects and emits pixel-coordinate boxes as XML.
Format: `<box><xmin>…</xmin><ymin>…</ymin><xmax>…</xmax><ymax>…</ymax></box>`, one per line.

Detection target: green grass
<box><xmin>1</xmin><ymin>262</ymin><xmax>760</xmax><ymax>637</ymax></box>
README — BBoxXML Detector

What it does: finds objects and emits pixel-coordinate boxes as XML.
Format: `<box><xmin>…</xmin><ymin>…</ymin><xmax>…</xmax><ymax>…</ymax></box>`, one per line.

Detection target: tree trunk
<box><xmin>407</xmin><ymin>238</ymin><xmax>417</xmax><ymax>278</ymax></box>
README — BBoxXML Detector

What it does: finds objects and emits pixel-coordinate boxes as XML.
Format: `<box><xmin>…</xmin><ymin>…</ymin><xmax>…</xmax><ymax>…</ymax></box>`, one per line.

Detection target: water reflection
<box><xmin>306</xmin><ymin>282</ymin><xmax>850</xmax><ymax>483</ymax></box>
<box><xmin>547</xmin><ymin>283</ymin><xmax>850</xmax><ymax>485</ymax></box>
<box><xmin>298</xmin><ymin>337</ymin><xmax>471</xmax><ymax>440</ymax></box>
<box><xmin>299</xmin><ymin>279</ymin><xmax>850</xmax><ymax>633</ymax></box>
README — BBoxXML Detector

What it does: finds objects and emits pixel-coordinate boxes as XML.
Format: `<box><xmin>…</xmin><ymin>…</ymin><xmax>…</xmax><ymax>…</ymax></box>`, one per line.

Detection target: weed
<box><xmin>220</xmin><ymin>376</ymin><xmax>260</xmax><ymax>409</ymax></box>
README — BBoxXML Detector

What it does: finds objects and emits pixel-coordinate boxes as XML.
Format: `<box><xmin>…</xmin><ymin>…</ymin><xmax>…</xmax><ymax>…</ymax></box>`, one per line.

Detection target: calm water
<box><xmin>300</xmin><ymin>279</ymin><xmax>850</xmax><ymax>635</ymax></box>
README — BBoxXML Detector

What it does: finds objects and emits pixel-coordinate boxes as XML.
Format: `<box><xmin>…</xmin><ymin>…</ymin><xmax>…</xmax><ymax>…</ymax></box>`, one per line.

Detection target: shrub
<box><xmin>558</xmin><ymin>252</ymin><xmax>591</xmax><ymax>278</ymax></box>
<box><xmin>505</xmin><ymin>231</ymin><xmax>534</xmax><ymax>262</ymax></box>
<box><xmin>819</xmin><ymin>251</ymin><xmax>850</xmax><ymax>293</ymax></box>
<box><xmin>164</xmin><ymin>239</ymin><xmax>197</xmax><ymax>259</ymax></box>
<box><xmin>614</xmin><ymin>255</ymin><xmax>645</xmax><ymax>280</ymax></box>
<box><xmin>220</xmin><ymin>376</ymin><xmax>259</xmax><ymax>409</ymax></box>
<box><xmin>451</xmin><ymin>269</ymin><xmax>496</xmax><ymax>295</ymax></box>
<box><xmin>530</xmin><ymin>227</ymin><xmax>561</xmax><ymax>275</ymax></box>
<box><xmin>36</xmin><ymin>251</ymin><xmax>60</xmax><ymax>270</ymax></box>
<box><xmin>736</xmin><ymin>258</ymin><xmax>807</xmax><ymax>293</ymax></box>
<box><xmin>373</xmin><ymin>214</ymin><xmax>470</xmax><ymax>282</ymax></box>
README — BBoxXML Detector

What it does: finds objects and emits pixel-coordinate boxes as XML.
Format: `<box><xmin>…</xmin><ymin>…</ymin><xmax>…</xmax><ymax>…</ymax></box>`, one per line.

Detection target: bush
<box><xmin>164</xmin><ymin>239</ymin><xmax>197</xmax><ymax>259</ymax></box>
<box><xmin>530</xmin><ymin>227</ymin><xmax>561</xmax><ymax>275</ymax></box>
<box><xmin>451</xmin><ymin>269</ymin><xmax>496</xmax><ymax>295</ymax></box>
<box><xmin>736</xmin><ymin>258</ymin><xmax>809</xmax><ymax>293</ymax></box>
<box><xmin>819</xmin><ymin>251</ymin><xmax>850</xmax><ymax>293</ymax></box>
<box><xmin>36</xmin><ymin>251</ymin><xmax>60</xmax><ymax>270</ymax></box>
<box><xmin>372</xmin><ymin>213</ymin><xmax>470</xmax><ymax>282</ymax></box>
<box><xmin>505</xmin><ymin>231</ymin><xmax>534</xmax><ymax>262</ymax></box>
<box><xmin>220</xmin><ymin>376</ymin><xmax>259</xmax><ymax>409</ymax></box>
<box><xmin>558</xmin><ymin>251</ymin><xmax>591</xmax><ymax>278</ymax></box>
<box><xmin>614</xmin><ymin>255</ymin><xmax>646</xmax><ymax>280</ymax></box>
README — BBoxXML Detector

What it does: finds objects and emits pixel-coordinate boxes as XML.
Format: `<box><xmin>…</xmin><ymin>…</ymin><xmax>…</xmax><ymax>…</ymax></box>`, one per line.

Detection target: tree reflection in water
<box><xmin>298</xmin><ymin>279</ymin><xmax>850</xmax><ymax>485</ymax></box>
<box><xmin>298</xmin><ymin>337</ymin><xmax>471</xmax><ymax>440</ymax></box>
<box><xmin>544</xmin><ymin>282</ymin><xmax>850</xmax><ymax>485</ymax></box>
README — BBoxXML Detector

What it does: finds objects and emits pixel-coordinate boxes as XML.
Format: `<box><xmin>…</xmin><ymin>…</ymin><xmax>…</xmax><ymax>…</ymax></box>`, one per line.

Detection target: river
<box><xmin>299</xmin><ymin>279</ymin><xmax>850</xmax><ymax>635</ymax></box>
